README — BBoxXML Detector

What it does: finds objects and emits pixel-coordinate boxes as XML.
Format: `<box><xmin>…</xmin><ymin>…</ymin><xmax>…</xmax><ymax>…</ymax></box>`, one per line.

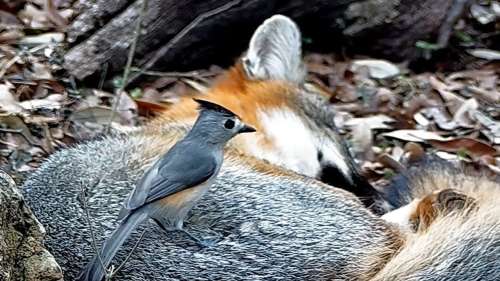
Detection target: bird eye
<box><xmin>224</xmin><ymin>119</ymin><xmax>235</xmax><ymax>129</ymax></box>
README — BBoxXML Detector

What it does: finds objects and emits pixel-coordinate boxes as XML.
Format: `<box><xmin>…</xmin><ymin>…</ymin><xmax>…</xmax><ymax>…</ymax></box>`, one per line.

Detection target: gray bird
<box><xmin>78</xmin><ymin>99</ymin><xmax>256</xmax><ymax>281</ymax></box>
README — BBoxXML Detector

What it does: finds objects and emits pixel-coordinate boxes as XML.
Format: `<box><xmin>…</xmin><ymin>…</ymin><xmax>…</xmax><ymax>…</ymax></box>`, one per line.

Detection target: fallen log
<box><xmin>64</xmin><ymin>0</ymin><xmax>457</xmax><ymax>81</ymax></box>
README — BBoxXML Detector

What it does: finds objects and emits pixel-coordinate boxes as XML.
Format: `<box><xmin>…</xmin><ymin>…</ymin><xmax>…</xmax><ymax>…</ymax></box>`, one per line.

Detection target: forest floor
<box><xmin>1</xmin><ymin>0</ymin><xmax>499</xmax><ymax>186</ymax></box>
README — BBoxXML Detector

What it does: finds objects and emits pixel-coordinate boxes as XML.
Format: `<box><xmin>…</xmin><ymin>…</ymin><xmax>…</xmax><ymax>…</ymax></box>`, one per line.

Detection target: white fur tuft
<box><xmin>242</xmin><ymin>108</ymin><xmax>349</xmax><ymax>179</ymax></box>
<box><xmin>243</xmin><ymin>15</ymin><xmax>305</xmax><ymax>83</ymax></box>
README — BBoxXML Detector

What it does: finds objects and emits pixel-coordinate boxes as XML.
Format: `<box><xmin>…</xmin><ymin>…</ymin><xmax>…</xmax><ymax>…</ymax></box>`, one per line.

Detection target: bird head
<box><xmin>190</xmin><ymin>99</ymin><xmax>256</xmax><ymax>145</ymax></box>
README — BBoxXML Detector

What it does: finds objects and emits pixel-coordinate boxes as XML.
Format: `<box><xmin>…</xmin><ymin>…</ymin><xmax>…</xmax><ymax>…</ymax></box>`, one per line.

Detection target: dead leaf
<box><xmin>413</xmin><ymin>112</ymin><xmax>430</xmax><ymax>127</ymax></box>
<box><xmin>391</xmin><ymin>146</ymin><xmax>405</xmax><ymax>162</ymax></box>
<box><xmin>92</xmin><ymin>89</ymin><xmax>114</xmax><ymax>98</ymax></box>
<box><xmin>0</xmin><ymin>10</ymin><xmax>21</xmax><ymax>27</ymax></box>
<box><xmin>18</xmin><ymin>32</ymin><xmax>65</xmax><ymax>44</ymax></box>
<box><xmin>69</xmin><ymin>107</ymin><xmax>122</xmax><ymax>124</ymax></box>
<box><xmin>0</xmin><ymin>30</ymin><xmax>24</xmax><ymax>43</ymax></box>
<box><xmin>351</xmin><ymin>120</ymin><xmax>374</xmax><ymax>161</ymax></box>
<box><xmin>467</xmin><ymin>86</ymin><xmax>499</xmax><ymax>103</ymax></box>
<box><xmin>19</xmin><ymin>97</ymin><xmax>61</xmax><ymax>111</ymax></box>
<box><xmin>467</xmin><ymin>49</ymin><xmax>500</xmax><ymax>60</ymax></box>
<box><xmin>474</xmin><ymin>111</ymin><xmax>500</xmax><ymax>144</ymax></box>
<box><xmin>351</xmin><ymin>59</ymin><xmax>400</xmax><ymax>79</ymax></box>
<box><xmin>422</xmin><ymin>107</ymin><xmax>458</xmax><ymax>131</ymax></box>
<box><xmin>378</xmin><ymin>153</ymin><xmax>404</xmax><ymax>172</ymax></box>
<box><xmin>24</xmin><ymin>115</ymin><xmax>61</xmax><ymax>124</ymax></box>
<box><xmin>113</xmin><ymin>91</ymin><xmax>138</xmax><ymax>126</ymax></box>
<box><xmin>453</xmin><ymin>98</ymin><xmax>478</xmax><ymax>128</ymax></box>
<box><xmin>382</xmin><ymin>129</ymin><xmax>447</xmax><ymax>142</ymax></box>
<box><xmin>44</xmin><ymin>0</ymin><xmax>68</xmax><ymax>28</ymax></box>
<box><xmin>427</xmin><ymin>138</ymin><xmax>497</xmax><ymax>159</ymax></box>
<box><xmin>0</xmin><ymin>83</ymin><xmax>25</xmax><ymax>115</ymax></box>
<box><xmin>403</xmin><ymin>142</ymin><xmax>425</xmax><ymax>163</ymax></box>
<box><xmin>26</xmin><ymin>62</ymin><xmax>54</xmax><ymax>80</ymax></box>
<box><xmin>141</xmin><ymin>87</ymin><xmax>162</xmax><ymax>102</ymax></box>
<box><xmin>18</xmin><ymin>3</ymin><xmax>50</xmax><ymax>29</ymax></box>
<box><xmin>345</xmin><ymin>115</ymin><xmax>395</xmax><ymax>130</ymax></box>
<box><xmin>136</xmin><ymin>99</ymin><xmax>168</xmax><ymax>115</ymax></box>
<box><xmin>333</xmin><ymin>111</ymin><xmax>354</xmax><ymax>131</ymax></box>
<box><xmin>182</xmin><ymin>79</ymin><xmax>208</xmax><ymax>93</ymax></box>
<box><xmin>470</xmin><ymin>3</ymin><xmax>496</xmax><ymax>24</ymax></box>
<box><xmin>436</xmin><ymin>151</ymin><xmax>460</xmax><ymax>161</ymax></box>
<box><xmin>429</xmin><ymin>76</ymin><xmax>464</xmax><ymax>114</ymax></box>
<box><xmin>0</xmin><ymin>115</ymin><xmax>37</xmax><ymax>145</ymax></box>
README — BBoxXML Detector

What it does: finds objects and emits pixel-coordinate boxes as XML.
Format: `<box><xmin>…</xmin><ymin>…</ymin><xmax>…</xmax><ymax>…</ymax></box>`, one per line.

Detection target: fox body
<box><xmin>22</xmin><ymin>15</ymin><xmax>499</xmax><ymax>280</ymax></box>
<box><xmin>377</xmin><ymin>160</ymin><xmax>500</xmax><ymax>280</ymax></box>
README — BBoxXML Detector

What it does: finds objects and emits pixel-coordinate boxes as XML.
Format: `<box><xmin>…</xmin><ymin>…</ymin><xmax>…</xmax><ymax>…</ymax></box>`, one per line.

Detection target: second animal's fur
<box><xmin>22</xmin><ymin>15</ymin><xmax>500</xmax><ymax>280</ymax></box>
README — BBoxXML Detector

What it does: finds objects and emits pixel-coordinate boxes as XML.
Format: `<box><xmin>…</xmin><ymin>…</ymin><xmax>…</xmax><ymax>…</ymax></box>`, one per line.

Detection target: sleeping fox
<box><xmin>22</xmin><ymin>15</ymin><xmax>499</xmax><ymax>280</ymax></box>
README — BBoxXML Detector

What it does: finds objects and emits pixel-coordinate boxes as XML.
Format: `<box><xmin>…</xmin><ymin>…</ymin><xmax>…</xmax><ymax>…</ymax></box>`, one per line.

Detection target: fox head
<box><xmin>154</xmin><ymin>15</ymin><xmax>376</xmax><ymax>202</ymax></box>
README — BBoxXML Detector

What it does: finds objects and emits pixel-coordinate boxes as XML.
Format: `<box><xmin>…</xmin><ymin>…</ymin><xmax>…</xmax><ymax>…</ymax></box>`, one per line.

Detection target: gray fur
<box><xmin>79</xmin><ymin>104</ymin><xmax>254</xmax><ymax>280</ymax></box>
<box><xmin>20</xmin><ymin>14</ymin><xmax>500</xmax><ymax>281</ymax></box>
<box><xmin>243</xmin><ymin>15</ymin><xmax>305</xmax><ymax>83</ymax></box>
<box><xmin>22</xmin><ymin>133</ymin><xmax>396</xmax><ymax>280</ymax></box>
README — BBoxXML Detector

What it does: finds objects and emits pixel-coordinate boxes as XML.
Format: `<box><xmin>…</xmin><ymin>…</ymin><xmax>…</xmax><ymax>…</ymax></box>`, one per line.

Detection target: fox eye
<box><xmin>224</xmin><ymin>119</ymin><xmax>235</xmax><ymax>129</ymax></box>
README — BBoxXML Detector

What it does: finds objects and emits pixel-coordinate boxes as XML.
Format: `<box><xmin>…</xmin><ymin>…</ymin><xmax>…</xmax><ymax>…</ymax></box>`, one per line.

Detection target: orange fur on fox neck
<box><xmin>154</xmin><ymin>62</ymin><xmax>295</xmax><ymax>132</ymax></box>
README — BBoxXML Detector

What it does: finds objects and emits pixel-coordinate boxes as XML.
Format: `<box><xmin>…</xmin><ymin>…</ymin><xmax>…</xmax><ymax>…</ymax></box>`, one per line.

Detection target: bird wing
<box><xmin>124</xmin><ymin>144</ymin><xmax>217</xmax><ymax>211</ymax></box>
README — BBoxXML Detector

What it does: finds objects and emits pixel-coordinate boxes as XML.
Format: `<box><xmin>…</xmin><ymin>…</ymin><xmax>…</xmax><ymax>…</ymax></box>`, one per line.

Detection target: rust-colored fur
<box><xmin>153</xmin><ymin>64</ymin><xmax>294</xmax><ymax>131</ymax></box>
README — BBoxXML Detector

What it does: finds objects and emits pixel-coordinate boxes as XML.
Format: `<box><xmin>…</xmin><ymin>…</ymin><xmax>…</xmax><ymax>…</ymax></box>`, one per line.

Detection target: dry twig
<box><xmin>105</xmin><ymin>0</ymin><xmax>149</xmax><ymax>133</ymax></box>
<box><xmin>128</xmin><ymin>0</ymin><xmax>242</xmax><ymax>84</ymax></box>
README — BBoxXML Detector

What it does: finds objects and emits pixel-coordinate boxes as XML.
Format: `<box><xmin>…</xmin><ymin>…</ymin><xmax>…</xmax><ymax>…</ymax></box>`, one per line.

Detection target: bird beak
<box><xmin>238</xmin><ymin>124</ymin><xmax>256</xmax><ymax>133</ymax></box>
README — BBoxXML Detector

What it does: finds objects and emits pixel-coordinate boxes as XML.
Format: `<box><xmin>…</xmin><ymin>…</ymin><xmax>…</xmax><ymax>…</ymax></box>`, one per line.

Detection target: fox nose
<box><xmin>238</xmin><ymin>124</ymin><xmax>256</xmax><ymax>133</ymax></box>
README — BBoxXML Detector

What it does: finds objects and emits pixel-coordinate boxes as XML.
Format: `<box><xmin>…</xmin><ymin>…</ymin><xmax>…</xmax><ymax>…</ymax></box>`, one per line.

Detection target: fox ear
<box><xmin>242</xmin><ymin>15</ymin><xmax>305</xmax><ymax>84</ymax></box>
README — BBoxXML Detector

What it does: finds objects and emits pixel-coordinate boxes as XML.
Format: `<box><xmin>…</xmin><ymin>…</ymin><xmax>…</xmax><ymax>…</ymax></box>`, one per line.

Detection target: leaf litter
<box><xmin>0</xmin><ymin>1</ymin><xmax>498</xmax><ymax>186</ymax></box>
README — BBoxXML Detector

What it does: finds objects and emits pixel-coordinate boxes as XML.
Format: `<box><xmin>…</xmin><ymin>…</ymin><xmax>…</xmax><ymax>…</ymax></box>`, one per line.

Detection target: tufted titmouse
<box><xmin>78</xmin><ymin>99</ymin><xmax>255</xmax><ymax>281</ymax></box>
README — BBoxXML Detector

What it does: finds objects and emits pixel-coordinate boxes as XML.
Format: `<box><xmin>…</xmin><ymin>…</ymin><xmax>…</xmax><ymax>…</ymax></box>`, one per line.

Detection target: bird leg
<box><xmin>153</xmin><ymin>218</ymin><xmax>220</xmax><ymax>247</ymax></box>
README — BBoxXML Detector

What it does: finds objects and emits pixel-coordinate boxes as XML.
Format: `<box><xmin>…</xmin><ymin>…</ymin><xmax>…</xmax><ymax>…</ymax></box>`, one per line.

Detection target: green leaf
<box><xmin>383</xmin><ymin>168</ymin><xmax>396</xmax><ymax>180</ymax></box>
<box><xmin>457</xmin><ymin>148</ymin><xmax>470</xmax><ymax>159</ymax></box>
<box><xmin>130</xmin><ymin>88</ymin><xmax>142</xmax><ymax>99</ymax></box>
<box><xmin>112</xmin><ymin>77</ymin><xmax>124</xmax><ymax>88</ymax></box>
<box><xmin>415</xmin><ymin>40</ymin><xmax>440</xmax><ymax>51</ymax></box>
<box><xmin>454</xmin><ymin>31</ymin><xmax>473</xmax><ymax>43</ymax></box>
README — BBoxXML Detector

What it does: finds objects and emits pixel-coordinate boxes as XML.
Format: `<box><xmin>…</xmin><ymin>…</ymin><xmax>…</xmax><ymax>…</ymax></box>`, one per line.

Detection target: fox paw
<box><xmin>410</xmin><ymin>189</ymin><xmax>476</xmax><ymax>232</ymax></box>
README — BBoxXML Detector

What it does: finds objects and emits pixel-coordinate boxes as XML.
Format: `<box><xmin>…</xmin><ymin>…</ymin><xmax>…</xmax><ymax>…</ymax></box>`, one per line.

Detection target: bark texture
<box><xmin>0</xmin><ymin>170</ymin><xmax>62</xmax><ymax>281</ymax></box>
<box><xmin>64</xmin><ymin>0</ymin><xmax>454</xmax><ymax>81</ymax></box>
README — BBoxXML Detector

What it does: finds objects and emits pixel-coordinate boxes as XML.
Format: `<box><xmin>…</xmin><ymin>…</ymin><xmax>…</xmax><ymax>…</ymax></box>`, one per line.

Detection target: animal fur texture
<box><xmin>22</xmin><ymin>15</ymin><xmax>499</xmax><ymax>280</ymax></box>
<box><xmin>378</xmin><ymin>160</ymin><xmax>500</xmax><ymax>280</ymax></box>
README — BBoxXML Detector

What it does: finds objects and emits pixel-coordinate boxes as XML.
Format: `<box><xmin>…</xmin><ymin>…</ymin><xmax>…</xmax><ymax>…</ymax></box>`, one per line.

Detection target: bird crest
<box><xmin>193</xmin><ymin>98</ymin><xmax>240</xmax><ymax>118</ymax></box>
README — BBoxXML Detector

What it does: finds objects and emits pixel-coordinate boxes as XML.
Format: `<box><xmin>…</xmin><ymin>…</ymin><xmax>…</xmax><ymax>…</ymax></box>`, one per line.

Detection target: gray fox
<box><xmin>23</xmin><ymin>15</ymin><xmax>499</xmax><ymax>280</ymax></box>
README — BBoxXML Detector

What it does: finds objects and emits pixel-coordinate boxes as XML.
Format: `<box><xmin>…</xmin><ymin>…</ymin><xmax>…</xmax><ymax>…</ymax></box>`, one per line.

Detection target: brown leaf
<box><xmin>474</xmin><ymin>111</ymin><xmax>500</xmax><ymax>144</ymax></box>
<box><xmin>427</xmin><ymin>138</ymin><xmax>497</xmax><ymax>159</ymax></box>
<box><xmin>44</xmin><ymin>0</ymin><xmax>68</xmax><ymax>28</ymax></box>
<box><xmin>69</xmin><ymin>107</ymin><xmax>122</xmax><ymax>124</ymax></box>
<box><xmin>113</xmin><ymin>91</ymin><xmax>138</xmax><ymax>126</ymax></box>
<box><xmin>378</xmin><ymin>153</ymin><xmax>404</xmax><ymax>172</ymax></box>
<box><xmin>452</xmin><ymin>98</ymin><xmax>478</xmax><ymax>128</ymax></box>
<box><xmin>429</xmin><ymin>76</ymin><xmax>464</xmax><ymax>114</ymax></box>
<box><xmin>0</xmin><ymin>83</ymin><xmax>26</xmax><ymax>115</ymax></box>
<box><xmin>403</xmin><ymin>142</ymin><xmax>425</xmax><ymax>163</ymax></box>
<box><xmin>422</xmin><ymin>107</ymin><xmax>458</xmax><ymax>131</ymax></box>
<box><xmin>0</xmin><ymin>30</ymin><xmax>24</xmax><ymax>43</ymax></box>
<box><xmin>19</xmin><ymin>94</ymin><xmax>62</xmax><ymax>111</ymax></box>
<box><xmin>26</xmin><ymin>62</ymin><xmax>54</xmax><ymax>80</ymax></box>
<box><xmin>0</xmin><ymin>115</ymin><xmax>37</xmax><ymax>145</ymax></box>
<box><xmin>136</xmin><ymin>99</ymin><xmax>168</xmax><ymax>116</ymax></box>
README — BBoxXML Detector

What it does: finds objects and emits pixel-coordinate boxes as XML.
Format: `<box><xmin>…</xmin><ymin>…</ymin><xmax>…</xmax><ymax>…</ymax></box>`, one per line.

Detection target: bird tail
<box><xmin>77</xmin><ymin>209</ymin><xmax>149</xmax><ymax>281</ymax></box>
